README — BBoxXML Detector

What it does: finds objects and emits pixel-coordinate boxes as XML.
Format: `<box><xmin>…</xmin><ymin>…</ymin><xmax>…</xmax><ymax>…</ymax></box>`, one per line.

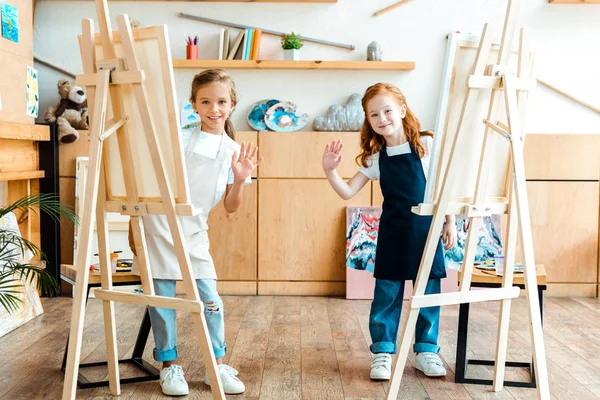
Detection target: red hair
<box><xmin>356</xmin><ymin>83</ymin><xmax>433</xmax><ymax>168</ymax></box>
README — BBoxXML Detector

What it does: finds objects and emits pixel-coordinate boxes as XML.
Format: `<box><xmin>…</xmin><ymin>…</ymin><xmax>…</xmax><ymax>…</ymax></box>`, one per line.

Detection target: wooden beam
<box><xmin>172</xmin><ymin>59</ymin><xmax>415</xmax><ymax>71</ymax></box>
<box><xmin>373</xmin><ymin>0</ymin><xmax>414</xmax><ymax>17</ymax></box>
<box><xmin>94</xmin><ymin>290</ymin><xmax>203</xmax><ymax>313</ymax></box>
<box><xmin>411</xmin><ymin>287</ymin><xmax>520</xmax><ymax>309</ymax></box>
<box><xmin>0</xmin><ymin>171</ymin><xmax>45</xmax><ymax>181</ymax></box>
<box><xmin>537</xmin><ymin>77</ymin><xmax>600</xmax><ymax>115</ymax></box>
<box><xmin>0</xmin><ymin>122</ymin><xmax>50</xmax><ymax>141</ymax></box>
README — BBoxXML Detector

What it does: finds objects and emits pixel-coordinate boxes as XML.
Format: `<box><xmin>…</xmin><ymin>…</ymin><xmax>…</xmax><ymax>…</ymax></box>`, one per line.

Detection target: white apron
<box><xmin>132</xmin><ymin>127</ymin><xmax>228</xmax><ymax>280</ymax></box>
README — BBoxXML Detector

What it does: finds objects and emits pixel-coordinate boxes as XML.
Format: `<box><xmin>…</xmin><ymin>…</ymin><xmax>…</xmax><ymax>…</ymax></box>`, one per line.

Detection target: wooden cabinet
<box><xmin>255</xmin><ymin>131</ymin><xmax>368</xmax><ymax>295</ymax></box>
<box><xmin>0</xmin><ymin>0</ymin><xmax>46</xmax><ymax>248</ymax></box>
<box><xmin>257</xmin><ymin>179</ymin><xmax>370</xmax><ymax>282</ymax></box>
<box><xmin>207</xmin><ymin>131</ymin><xmax>257</xmax><ymax>294</ymax></box>
<box><xmin>259</xmin><ymin>131</ymin><xmax>361</xmax><ymax>178</ymax></box>
<box><xmin>518</xmin><ymin>181</ymin><xmax>599</xmax><ymax>284</ymax></box>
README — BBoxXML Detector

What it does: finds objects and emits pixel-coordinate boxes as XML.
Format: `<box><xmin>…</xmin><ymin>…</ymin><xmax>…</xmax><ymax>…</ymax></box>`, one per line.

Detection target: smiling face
<box><xmin>366</xmin><ymin>94</ymin><xmax>407</xmax><ymax>144</ymax></box>
<box><xmin>192</xmin><ymin>82</ymin><xmax>235</xmax><ymax>135</ymax></box>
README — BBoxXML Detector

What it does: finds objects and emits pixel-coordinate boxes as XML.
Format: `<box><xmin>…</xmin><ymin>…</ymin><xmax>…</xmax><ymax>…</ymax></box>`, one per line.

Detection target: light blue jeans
<box><xmin>148</xmin><ymin>279</ymin><xmax>226</xmax><ymax>361</ymax></box>
<box><xmin>369</xmin><ymin>278</ymin><xmax>441</xmax><ymax>354</ymax></box>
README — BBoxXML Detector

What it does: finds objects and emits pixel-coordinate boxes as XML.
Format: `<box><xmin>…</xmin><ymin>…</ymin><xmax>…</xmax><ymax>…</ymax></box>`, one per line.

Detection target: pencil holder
<box><xmin>186</xmin><ymin>44</ymin><xmax>198</xmax><ymax>60</ymax></box>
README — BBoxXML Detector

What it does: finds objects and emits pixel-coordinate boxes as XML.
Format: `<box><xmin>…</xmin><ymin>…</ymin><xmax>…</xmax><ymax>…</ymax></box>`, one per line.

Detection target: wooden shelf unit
<box><xmin>66</xmin><ymin>0</ymin><xmax>337</xmax><ymax>2</ymax></box>
<box><xmin>172</xmin><ymin>59</ymin><xmax>416</xmax><ymax>71</ymax></box>
<box><xmin>548</xmin><ymin>0</ymin><xmax>600</xmax><ymax>3</ymax></box>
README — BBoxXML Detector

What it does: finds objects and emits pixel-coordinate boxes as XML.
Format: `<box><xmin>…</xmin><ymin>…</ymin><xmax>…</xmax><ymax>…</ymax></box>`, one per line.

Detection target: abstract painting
<box><xmin>444</xmin><ymin>214</ymin><xmax>503</xmax><ymax>270</ymax></box>
<box><xmin>1</xmin><ymin>1</ymin><xmax>18</xmax><ymax>43</ymax></box>
<box><xmin>346</xmin><ymin>206</ymin><xmax>380</xmax><ymax>299</ymax></box>
<box><xmin>345</xmin><ymin>207</ymin><xmax>498</xmax><ymax>299</ymax></box>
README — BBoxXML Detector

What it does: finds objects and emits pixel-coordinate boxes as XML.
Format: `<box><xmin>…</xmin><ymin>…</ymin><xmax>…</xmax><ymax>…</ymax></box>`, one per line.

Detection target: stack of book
<box><xmin>218</xmin><ymin>28</ymin><xmax>262</xmax><ymax>60</ymax></box>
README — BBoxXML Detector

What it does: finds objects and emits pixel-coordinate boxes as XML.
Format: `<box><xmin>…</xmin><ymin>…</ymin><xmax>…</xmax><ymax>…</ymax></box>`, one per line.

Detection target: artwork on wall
<box><xmin>180</xmin><ymin>102</ymin><xmax>200</xmax><ymax>130</ymax></box>
<box><xmin>345</xmin><ymin>206</ymin><xmax>500</xmax><ymax>299</ymax></box>
<box><xmin>26</xmin><ymin>66</ymin><xmax>39</xmax><ymax>118</ymax></box>
<box><xmin>1</xmin><ymin>1</ymin><xmax>18</xmax><ymax>43</ymax></box>
<box><xmin>346</xmin><ymin>206</ymin><xmax>381</xmax><ymax>299</ymax></box>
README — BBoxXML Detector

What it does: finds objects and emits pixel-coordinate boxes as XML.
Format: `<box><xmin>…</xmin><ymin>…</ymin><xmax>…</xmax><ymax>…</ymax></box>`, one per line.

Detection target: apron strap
<box><xmin>185</xmin><ymin>128</ymin><xmax>201</xmax><ymax>158</ymax></box>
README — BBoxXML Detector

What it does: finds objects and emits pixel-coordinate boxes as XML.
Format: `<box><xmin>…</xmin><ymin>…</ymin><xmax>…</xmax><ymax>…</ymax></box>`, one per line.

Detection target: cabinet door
<box><xmin>258</xmin><ymin>131</ymin><xmax>361</xmax><ymax>178</ymax></box>
<box><xmin>207</xmin><ymin>130</ymin><xmax>258</xmax><ymax>281</ymax></box>
<box><xmin>258</xmin><ymin>179</ymin><xmax>371</xmax><ymax>281</ymax></box>
<box><xmin>517</xmin><ymin>181</ymin><xmax>599</xmax><ymax>284</ymax></box>
<box><xmin>207</xmin><ymin>182</ymin><xmax>257</xmax><ymax>280</ymax></box>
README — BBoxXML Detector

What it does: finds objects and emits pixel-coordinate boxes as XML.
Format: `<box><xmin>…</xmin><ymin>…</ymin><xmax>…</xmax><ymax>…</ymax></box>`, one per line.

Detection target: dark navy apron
<box><xmin>374</xmin><ymin>143</ymin><xmax>446</xmax><ymax>281</ymax></box>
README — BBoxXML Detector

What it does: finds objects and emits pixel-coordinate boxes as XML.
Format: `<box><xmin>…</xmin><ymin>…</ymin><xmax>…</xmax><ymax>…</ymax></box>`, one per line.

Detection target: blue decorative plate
<box><xmin>264</xmin><ymin>101</ymin><xmax>308</xmax><ymax>132</ymax></box>
<box><xmin>247</xmin><ymin>99</ymin><xmax>280</xmax><ymax>131</ymax></box>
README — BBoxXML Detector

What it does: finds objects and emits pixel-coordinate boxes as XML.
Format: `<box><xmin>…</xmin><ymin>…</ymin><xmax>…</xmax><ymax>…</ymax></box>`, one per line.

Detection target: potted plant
<box><xmin>0</xmin><ymin>194</ymin><xmax>78</xmax><ymax>313</ymax></box>
<box><xmin>281</xmin><ymin>32</ymin><xmax>303</xmax><ymax>61</ymax></box>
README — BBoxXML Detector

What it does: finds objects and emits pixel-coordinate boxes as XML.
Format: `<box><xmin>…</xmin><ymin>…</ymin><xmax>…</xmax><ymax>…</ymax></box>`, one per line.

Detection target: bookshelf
<box><xmin>172</xmin><ymin>60</ymin><xmax>416</xmax><ymax>71</ymax></box>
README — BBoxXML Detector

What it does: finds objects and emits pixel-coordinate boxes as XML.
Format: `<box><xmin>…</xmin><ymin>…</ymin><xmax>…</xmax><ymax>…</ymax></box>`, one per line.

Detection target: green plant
<box><xmin>281</xmin><ymin>32</ymin><xmax>304</xmax><ymax>50</ymax></box>
<box><xmin>0</xmin><ymin>194</ymin><xmax>78</xmax><ymax>313</ymax></box>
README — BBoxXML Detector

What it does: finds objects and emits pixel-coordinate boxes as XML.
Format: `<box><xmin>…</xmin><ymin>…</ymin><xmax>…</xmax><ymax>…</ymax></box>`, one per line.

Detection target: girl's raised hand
<box><xmin>232</xmin><ymin>142</ymin><xmax>263</xmax><ymax>183</ymax></box>
<box><xmin>322</xmin><ymin>139</ymin><xmax>343</xmax><ymax>171</ymax></box>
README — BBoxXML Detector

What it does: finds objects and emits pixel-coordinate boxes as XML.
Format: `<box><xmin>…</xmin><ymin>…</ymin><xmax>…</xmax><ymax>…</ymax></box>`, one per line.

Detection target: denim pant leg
<box><xmin>148</xmin><ymin>279</ymin><xmax>178</xmax><ymax>362</ymax></box>
<box><xmin>196</xmin><ymin>279</ymin><xmax>227</xmax><ymax>359</ymax></box>
<box><xmin>413</xmin><ymin>278</ymin><xmax>441</xmax><ymax>354</ymax></box>
<box><xmin>369</xmin><ymin>278</ymin><xmax>405</xmax><ymax>354</ymax></box>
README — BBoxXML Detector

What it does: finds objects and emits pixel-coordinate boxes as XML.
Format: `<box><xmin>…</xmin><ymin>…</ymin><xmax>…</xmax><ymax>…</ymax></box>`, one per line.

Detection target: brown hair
<box><xmin>356</xmin><ymin>82</ymin><xmax>433</xmax><ymax>168</ymax></box>
<box><xmin>189</xmin><ymin>69</ymin><xmax>238</xmax><ymax>140</ymax></box>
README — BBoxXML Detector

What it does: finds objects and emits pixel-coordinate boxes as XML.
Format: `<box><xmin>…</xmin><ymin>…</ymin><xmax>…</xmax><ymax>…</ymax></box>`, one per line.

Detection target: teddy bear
<box><xmin>44</xmin><ymin>79</ymin><xmax>89</xmax><ymax>143</ymax></box>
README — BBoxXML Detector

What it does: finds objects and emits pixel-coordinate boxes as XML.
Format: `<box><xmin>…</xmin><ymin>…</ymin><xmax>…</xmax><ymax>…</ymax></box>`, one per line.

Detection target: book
<box><xmin>228</xmin><ymin>30</ymin><xmax>245</xmax><ymax>60</ymax></box>
<box><xmin>244</xmin><ymin>29</ymin><xmax>254</xmax><ymax>60</ymax></box>
<box><xmin>218</xmin><ymin>28</ymin><xmax>225</xmax><ymax>60</ymax></box>
<box><xmin>251</xmin><ymin>29</ymin><xmax>262</xmax><ymax>60</ymax></box>
<box><xmin>223</xmin><ymin>29</ymin><xmax>230</xmax><ymax>61</ymax></box>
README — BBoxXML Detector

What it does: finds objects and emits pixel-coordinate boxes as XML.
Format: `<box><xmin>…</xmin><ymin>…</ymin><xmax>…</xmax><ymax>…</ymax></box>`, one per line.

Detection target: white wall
<box><xmin>34</xmin><ymin>0</ymin><xmax>600</xmax><ymax>134</ymax></box>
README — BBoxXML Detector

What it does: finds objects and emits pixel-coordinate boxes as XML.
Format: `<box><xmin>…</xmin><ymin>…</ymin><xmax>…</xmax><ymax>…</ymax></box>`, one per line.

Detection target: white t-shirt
<box><xmin>182</xmin><ymin>128</ymin><xmax>252</xmax><ymax>207</ymax></box>
<box><xmin>359</xmin><ymin>135</ymin><xmax>433</xmax><ymax>181</ymax></box>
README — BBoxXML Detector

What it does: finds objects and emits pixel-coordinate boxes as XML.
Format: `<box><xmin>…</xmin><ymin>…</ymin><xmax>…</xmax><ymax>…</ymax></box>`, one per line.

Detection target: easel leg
<box><xmin>385</xmin><ymin>308</ymin><xmax>420</xmax><ymax>400</ymax></box>
<box><xmin>504</xmin><ymin>74</ymin><xmax>550</xmax><ymax>400</ymax></box>
<box><xmin>493</xmin><ymin>188</ymin><xmax>518</xmax><ymax>391</ymax></box>
<box><xmin>96</xmin><ymin>166</ymin><xmax>120</xmax><ymax>395</ymax></box>
<box><xmin>62</xmin><ymin>68</ymin><xmax>112</xmax><ymax>400</ymax></box>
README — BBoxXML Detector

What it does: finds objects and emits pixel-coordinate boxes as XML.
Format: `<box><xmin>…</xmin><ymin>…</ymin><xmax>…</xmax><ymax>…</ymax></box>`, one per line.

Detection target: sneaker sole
<box><xmin>415</xmin><ymin>366</ymin><xmax>446</xmax><ymax>378</ymax></box>
<box><xmin>161</xmin><ymin>388</ymin><xmax>189</xmax><ymax>396</ymax></box>
<box><xmin>370</xmin><ymin>373</ymin><xmax>391</xmax><ymax>380</ymax></box>
<box><xmin>204</xmin><ymin>379</ymin><xmax>246</xmax><ymax>395</ymax></box>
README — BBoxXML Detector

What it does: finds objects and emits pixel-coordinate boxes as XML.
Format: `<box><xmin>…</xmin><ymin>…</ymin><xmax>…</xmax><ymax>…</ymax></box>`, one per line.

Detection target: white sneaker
<box><xmin>204</xmin><ymin>364</ymin><xmax>246</xmax><ymax>394</ymax></box>
<box><xmin>370</xmin><ymin>353</ymin><xmax>392</xmax><ymax>380</ymax></box>
<box><xmin>160</xmin><ymin>364</ymin><xmax>189</xmax><ymax>396</ymax></box>
<box><xmin>415</xmin><ymin>352</ymin><xmax>447</xmax><ymax>377</ymax></box>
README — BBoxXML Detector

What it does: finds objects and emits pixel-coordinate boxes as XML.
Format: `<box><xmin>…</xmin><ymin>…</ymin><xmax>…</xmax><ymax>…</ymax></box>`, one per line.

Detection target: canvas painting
<box><xmin>0</xmin><ymin>212</ymin><xmax>43</xmax><ymax>338</ymax></box>
<box><xmin>1</xmin><ymin>2</ymin><xmax>18</xmax><ymax>43</ymax></box>
<box><xmin>346</xmin><ymin>206</ymin><xmax>381</xmax><ymax>299</ymax></box>
<box><xmin>444</xmin><ymin>214</ymin><xmax>503</xmax><ymax>270</ymax></box>
<box><xmin>26</xmin><ymin>66</ymin><xmax>39</xmax><ymax>118</ymax></box>
<box><xmin>181</xmin><ymin>102</ymin><xmax>200</xmax><ymax>130</ymax></box>
<box><xmin>345</xmin><ymin>207</ymin><xmax>497</xmax><ymax>299</ymax></box>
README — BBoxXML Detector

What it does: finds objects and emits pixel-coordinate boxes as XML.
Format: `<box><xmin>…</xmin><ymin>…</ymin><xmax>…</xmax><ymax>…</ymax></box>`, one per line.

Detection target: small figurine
<box><xmin>367</xmin><ymin>41</ymin><xmax>383</xmax><ymax>61</ymax></box>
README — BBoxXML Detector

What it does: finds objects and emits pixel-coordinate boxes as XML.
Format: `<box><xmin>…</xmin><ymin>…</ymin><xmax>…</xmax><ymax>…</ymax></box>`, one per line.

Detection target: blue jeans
<box><xmin>148</xmin><ymin>279</ymin><xmax>226</xmax><ymax>361</ymax></box>
<box><xmin>369</xmin><ymin>278</ymin><xmax>441</xmax><ymax>354</ymax></box>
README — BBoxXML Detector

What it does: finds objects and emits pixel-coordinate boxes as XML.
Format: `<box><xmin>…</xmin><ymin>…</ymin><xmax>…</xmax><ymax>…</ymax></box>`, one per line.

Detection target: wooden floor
<box><xmin>1</xmin><ymin>295</ymin><xmax>600</xmax><ymax>399</ymax></box>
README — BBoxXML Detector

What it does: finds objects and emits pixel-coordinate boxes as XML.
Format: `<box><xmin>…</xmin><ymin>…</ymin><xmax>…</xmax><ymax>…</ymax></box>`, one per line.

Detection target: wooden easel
<box><xmin>61</xmin><ymin>0</ymin><xmax>225</xmax><ymax>398</ymax></box>
<box><xmin>385</xmin><ymin>1</ymin><xmax>550</xmax><ymax>399</ymax></box>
